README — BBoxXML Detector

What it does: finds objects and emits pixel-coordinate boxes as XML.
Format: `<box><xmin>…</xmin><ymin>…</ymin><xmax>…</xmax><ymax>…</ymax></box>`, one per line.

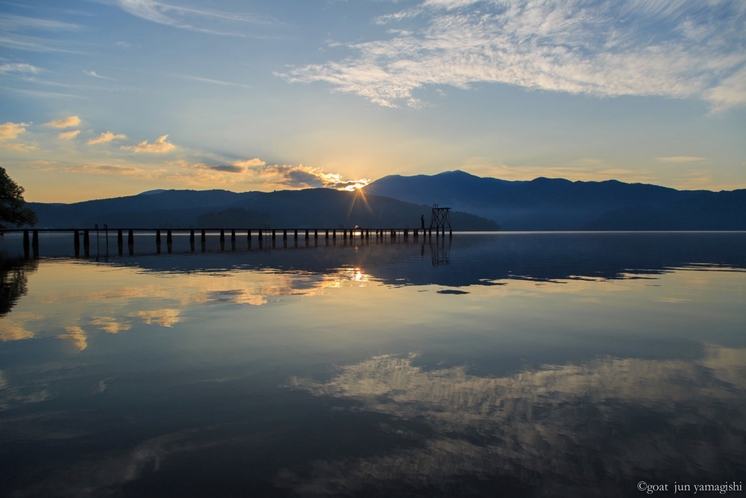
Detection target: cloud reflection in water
<box><xmin>287</xmin><ymin>347</ymin><xmax>746</xmax><ymax>496</ymax></box>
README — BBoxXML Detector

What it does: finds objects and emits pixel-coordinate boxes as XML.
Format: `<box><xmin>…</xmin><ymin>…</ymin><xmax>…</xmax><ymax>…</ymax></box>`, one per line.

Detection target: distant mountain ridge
<box><xmin>24</xmin><ymin>171</ymin><xmax>746</xmax><ymax>231</ymax></box>
<box><xmin>364</xmin><ymin>171</ymin><xmax>746</xmax><ymax>230</ymax></box>
<box><xmin>27</xmin><ymin>188</ymin><xmax>497</xmax><ymax>230</ymax></box>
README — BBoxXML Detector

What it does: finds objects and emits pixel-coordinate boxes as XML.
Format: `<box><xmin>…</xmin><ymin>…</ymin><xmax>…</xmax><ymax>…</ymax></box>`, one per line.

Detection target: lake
<box><xmin>1</xmin><ymin>232</ymin><xmax>745</xmax><ymax>497</ymax></box>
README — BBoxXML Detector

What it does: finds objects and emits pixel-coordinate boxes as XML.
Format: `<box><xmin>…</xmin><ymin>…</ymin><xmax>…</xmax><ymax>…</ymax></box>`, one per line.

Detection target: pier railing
<box><xmin>1</xmin><ymin>226</ymin><xmax>453</xmax><ymax>259</ymax></box>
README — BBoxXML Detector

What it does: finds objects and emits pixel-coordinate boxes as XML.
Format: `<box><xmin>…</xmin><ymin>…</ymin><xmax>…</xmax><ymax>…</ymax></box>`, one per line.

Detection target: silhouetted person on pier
<box><xmin>421</xmin><ymin>215</ymin><xmax>425</xmax><ymax>229</ymax></box>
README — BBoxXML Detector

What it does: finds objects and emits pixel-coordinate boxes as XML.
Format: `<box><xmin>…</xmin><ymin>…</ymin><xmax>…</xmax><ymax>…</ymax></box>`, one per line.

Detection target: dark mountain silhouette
<box><xmin>364</xmin><ymin>170</ymin><xmax>746</xmax><ymax>230</ymax></box>
<box><xmin>27</xmin><ymin>188</ymin><xmax>498</xmax><ymax>230</ymax></box>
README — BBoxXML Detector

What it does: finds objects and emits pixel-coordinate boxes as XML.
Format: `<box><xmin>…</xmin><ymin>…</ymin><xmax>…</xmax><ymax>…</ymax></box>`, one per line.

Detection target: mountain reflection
<box><xmin>287</xmin><ymin>347</ymin><xmax>746</xmax><ymax>496</ymax></box>
<box><xmin>93</xmin><ymin>232</ymin><xmax>746</xmax><ymax>287</ymax></box>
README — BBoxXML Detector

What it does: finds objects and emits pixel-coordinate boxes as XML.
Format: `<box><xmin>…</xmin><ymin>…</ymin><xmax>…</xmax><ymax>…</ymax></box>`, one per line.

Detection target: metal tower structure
<box><xmin>429</xmin><ymin>204</ymin><xmax>452</xmax><ymax>234</ymax></box>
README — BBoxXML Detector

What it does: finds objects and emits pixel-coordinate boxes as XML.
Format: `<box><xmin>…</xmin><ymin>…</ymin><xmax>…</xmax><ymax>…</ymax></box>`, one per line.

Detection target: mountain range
<box><xmin>25</xmin><ymin>171</ymin><xmax>746</xmax><ymax>231</ymax></box>
<box><xmin>365</xmin><ymin>171</ymin><xmax>746</xmax><ymax>230</ymax></box>
<box><xmin>28</xmin><ymin>188</ymin><xmax>497</xmax><ymax>230</ymax></box>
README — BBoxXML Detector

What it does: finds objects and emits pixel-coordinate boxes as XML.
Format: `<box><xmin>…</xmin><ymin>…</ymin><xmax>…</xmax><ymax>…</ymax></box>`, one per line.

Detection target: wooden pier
<box><xmin>2</xmin><ymin>226</ymin><xmax>453</xmax><ymax>259</ymax></box>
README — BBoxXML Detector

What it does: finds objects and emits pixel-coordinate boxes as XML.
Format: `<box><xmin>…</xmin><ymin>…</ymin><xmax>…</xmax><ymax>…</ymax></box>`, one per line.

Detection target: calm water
<box><xmin>1</xmin><ymin>232</ymin><xmax>745</xmax><ymax>497</ymax></box>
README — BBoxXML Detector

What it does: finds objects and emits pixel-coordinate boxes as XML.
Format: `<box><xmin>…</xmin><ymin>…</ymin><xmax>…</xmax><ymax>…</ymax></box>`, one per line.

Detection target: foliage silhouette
<box><xmin>0</xmin><ymin>167</ymin><xmax>37</xmax><ymax>228</ymax></box>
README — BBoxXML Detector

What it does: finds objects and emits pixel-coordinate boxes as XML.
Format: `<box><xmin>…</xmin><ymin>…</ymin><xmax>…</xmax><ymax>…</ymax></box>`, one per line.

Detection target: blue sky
<box><xmin>1</xmin><ymin>0</ymin><xmax>744</xmax><ymax>202</ymax></box>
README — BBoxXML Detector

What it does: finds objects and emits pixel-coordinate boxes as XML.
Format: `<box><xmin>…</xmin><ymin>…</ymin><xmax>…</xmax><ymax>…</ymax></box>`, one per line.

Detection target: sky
<box><xmin>1</xmin><ymin>0</ymin><xmax>745</xmax><ymax>203</ymax></box>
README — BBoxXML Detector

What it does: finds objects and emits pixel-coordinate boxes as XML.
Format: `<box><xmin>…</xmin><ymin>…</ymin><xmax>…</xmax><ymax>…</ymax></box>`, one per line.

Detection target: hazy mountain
<box><xmin>365</xmin><ymin>171</ymin><xmax>746</xmax><ymax>230</ymax></box>
<box><xmin>27</xmin><ymin>188</ymin><xmax>498</xmax><ymax>230</ymax></box>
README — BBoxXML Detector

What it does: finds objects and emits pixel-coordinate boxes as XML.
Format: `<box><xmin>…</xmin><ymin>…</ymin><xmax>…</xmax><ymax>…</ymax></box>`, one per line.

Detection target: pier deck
<box><xmin>2</xmin><ymin>226</ymin><xmax>453</xmax><ymax>259</ymax></box>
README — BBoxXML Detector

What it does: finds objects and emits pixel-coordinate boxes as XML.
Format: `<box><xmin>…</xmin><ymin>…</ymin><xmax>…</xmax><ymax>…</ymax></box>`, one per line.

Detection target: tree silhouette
<box><xmin>0</xmin><ymin>167</ymin><xmax>37</xmax><ymax>228</ymax></box>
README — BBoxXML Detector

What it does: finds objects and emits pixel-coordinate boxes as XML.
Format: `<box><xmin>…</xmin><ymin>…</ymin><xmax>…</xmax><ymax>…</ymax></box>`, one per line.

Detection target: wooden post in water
<box><xmin>201</xmin><ymin>229</ymin><xmax>206</xmax><ymax>243</ymax></box>
<box><xmin>128</xmin><ymin>229</ymin><xmax>134</xmax><ymax>255</ymax></box>
<box><xmin>167</xmin><ymin>229</ymin><xmax>173</xmax><ymax>253</ymax></box>
<box><xmin>84</xmin><ymin>229</ymin><xmax>90</xmax><ymax>257</ymax></box>
<box><xmin>30</xmin><ymin>230</ymin><xmax>39</xmax><ymax>257</ymax></box>
<box><xmin>325</xmin><ymin>229</ymin><xmax>329</xmax><ymax>240</ymax></box>
<box><xmin>231</xmin><ymin>229</ymin><xmax>236</xmax><ymax>251</ymax></box>
<box><xmin>220</xmin><ymin>229</ymin><xmax>225</xmax><ymax>244</ymax></box>
<box><xmin>247</xmin><ymin>229</ymin><xmax>252</xmax><ymax>247</ymax></box>
<box><xmin>23</xmin><ymin>230</ymin><xmax>30</xmax><ymax>259</ymax></box>
<box><xmin>305</xmin><ymin>229</ymin><xmax>309</xmax><ymax>240</ymax></box>
<box><xmin>333</xmin><ymin>229</ymin><xmax>336</xmax><ymax>240</ymax></box>
<box><xmin>156</xmin><ymin>229</ymin><xmax>161</xmax><ymax>254</ymax></box>
<box><xmin>272</xmin><ymin>229</ymin><xmax>276</xmax><ymax>241</ymax></box>
<box><xmin>117</xmin><ymin>229</ymin><xmax>123</xmax><ymax>255</ymax></box>
<box><xmin>74</xmin><ymin>230</ymin><xmax>80</xmax><ymax>257</ymax></box>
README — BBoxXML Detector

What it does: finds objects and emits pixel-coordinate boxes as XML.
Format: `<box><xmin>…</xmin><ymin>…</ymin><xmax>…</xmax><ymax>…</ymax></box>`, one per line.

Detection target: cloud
<box><xmin>83</xmin><ymin>70</ymin><xmax>112</xmax><ymax>80</ymax></box>
<box><xmin>0</xmin><ymin>121</ymin><xmax>28</xmax><ymax>140</ymax></box>
<box><xmin>58</xmin><ymin>326</ymin><xmax>87</xmax><ymax>351</ymax></box>
<box><xmin>0</xmin><ymin>121</ymin><xmax>36</xmax><ymax>151</ymax></box>
<box><xmin>205</xmin><ymin>164</ymin><xmax>245</xmax><ymax>173</ymax></box>
<box><xmin>58</xmin><ymin>130</ymin><xmax>80</xmax><ymax>140</ymax></box>
<box><xmin>116</xmin><ymin>0</ymin><xmax>271</xmax><ymax>36</ymax></box>
<box><xmin>0</xmin><ymin>62</ymin><xmax>41</xmax><ymax>74</ymax></box>
<box><xmin>251</xmin><ymin>163</ymin><xmax>370</xmax><ymax>190</ymax></box>
<box><xmin>173</xmin><ymin>73</ymin><xmax>250</xmax><ymax>88</ymax></box>
<box><xmin>0</xmin><ymin>13</ymin><xmax>80</xmax><ymax>32</ymax></box>
<box><xmin>233</xmin><ymin>158</ymin><xmax>266</xmax><ymax>168</ymax></box>
<box><xmin>54</xmin><ymin>163</ymin><xmax>162</xmax><ymax>179</ymax></box>
<box><xmin>87</xmin><ymin>131</ymin><xmax>127</xmax><ymax>145</ymax></box>
<box><xmin>44</xmin><ymin>115</ymin><xmax>81</xmax><ymax>128</ymax></box>
<box><xmin>656</xmin><ymin>156</ymin><xmax>707</xmax><ymax>163</ymax></box>
<box><xmin>282</xmin><ymin>0</ymin><xmax>746</xmax><ymax>110</ymax></box>
<box><xmin>122</xmin><ymin>134</ymin><xmax>176</xmax><ymax>153</ymax></box>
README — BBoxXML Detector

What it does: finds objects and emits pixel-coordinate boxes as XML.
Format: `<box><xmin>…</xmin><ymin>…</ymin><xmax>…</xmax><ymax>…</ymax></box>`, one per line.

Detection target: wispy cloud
<box><xmin>88</xmin><ymin>131</ymin><xmax>127</xmax><ymax>145</ymax></box>
<box><xmin>656</xmin><ymin>156</ymin><xmax>707</xmax><ymax>163</ymax></box>
<box><xmin>44</xmin><ymin>115</ymin><xmax>81</xmax><ymax>128</ymax></box>
<box><xmin>0</xmin><ymin>62</ymin><xmax>41</xmax><ymax>74</ymax></box>
<box><xmin>122</xmin><ymin>134</ymin><xmax>176</xmax><ymax>153</ymax></box>
<box><xmin>83</xmin><ymin>70</ymin><xmax>112</xmax><ymax>80</ymax></box>
<box><xmin>0</xmin><ymin>34</ymin><xmax>85</xmax><ymax>53</ymax></box>
<box><xmin>115</xmin><ymin>0</ymin><xmax>272</xmax><ymax>36</ymax></box>
<box><xmin>173</xmin><ymin>73</ymin><xmax>250</xmax><ymax>88</ymax></box>
<box><xmin>58</xmin><ymin>130</ymin><xmax>80</xmax><ymax>140</ymax></box>
<box><xmin>282</xmin><ymin>0</ymin><xmax>746</xmax><ymax>110</ymax></box>
<box><xmin>54</xmin><ymin>163</ymin><xmax>163</xmax><ymax>179</ymax></box>
<box><xmin>0</xmin><ymin>13</ymin><xmax>80</xmax><ymax>32</ymax></box>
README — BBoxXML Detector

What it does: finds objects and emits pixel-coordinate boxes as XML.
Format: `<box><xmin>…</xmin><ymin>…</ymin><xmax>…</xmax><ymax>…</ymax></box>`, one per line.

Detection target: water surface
<box><xmin>1</xmin><ymin>233</ymin><xmax>745</xmax><ymax>497</ymax></box>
